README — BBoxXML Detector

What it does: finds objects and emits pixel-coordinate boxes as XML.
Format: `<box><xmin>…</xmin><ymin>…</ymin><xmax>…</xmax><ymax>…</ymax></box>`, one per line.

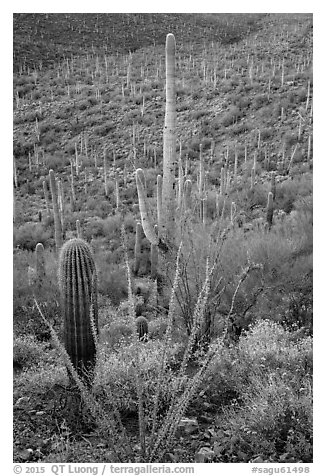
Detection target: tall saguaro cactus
<box><xmin>49</xmin><ymin>169</ymin><xmax>63</xmax><ymax>252</ymax></box>
<box><xmin>58</xmin><ymin>238</ymin><xmax>98</xmax><ymax>384</ymax></box>
<box><xmin>135</xmin><ymin>33</ymin><xmax>177</xmax><ymax>252</ymax></box>
<box><xmin>161</xmin><ymin>33</ymin><xmax>177</xmax><ymax>245</ymax></box>
<box><xmin>266</xmin><ymin>192</ymin><xmax>274</xmax><ymax>230</ymax></box>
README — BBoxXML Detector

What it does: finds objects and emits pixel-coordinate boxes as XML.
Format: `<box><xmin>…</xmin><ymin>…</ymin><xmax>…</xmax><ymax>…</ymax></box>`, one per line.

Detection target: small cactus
<box><xmin>58</xmin><ymin>238</ymin><xmax>98</xmax><ymax>384</ymax></box>
<box><xmin>136</xmin><ymin>316</ymin><xmax>149</xmax><ymax>341</ymax></box>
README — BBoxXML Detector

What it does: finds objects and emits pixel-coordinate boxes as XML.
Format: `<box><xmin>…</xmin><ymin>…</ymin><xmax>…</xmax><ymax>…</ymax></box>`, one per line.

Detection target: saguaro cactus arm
<box><xmin>136</xmin><ymin>169</ymin><xmax>169</xmax><ymax>253</ymax></box>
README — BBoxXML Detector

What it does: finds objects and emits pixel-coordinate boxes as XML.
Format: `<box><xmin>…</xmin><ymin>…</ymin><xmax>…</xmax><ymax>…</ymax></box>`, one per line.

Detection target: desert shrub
<box><xmin>253</xmin><ymin>93</ymin><xmax>270</xmax><ymax>109</ymax></box>
<box><xmin>208</xmin><ymin>320</ymin><xmax>313</xmax><ymax>462</ymax></box>
<box><xmin>13</xmin><ymin>222</ymin><xmax>52</xmax><ymax>250</ymax></box>
<box><xmin>94</xmin><ymin>339</ymin><xmax>182</xmax><ymax>414</ymax></box>
<box><xmin>230</xmin><ymin>121</ymin><xmax>252</xmax><ymax>135</ymax></box>
<box><xmin>13</xmin><ymin>335</ymin><xmax>51</xmax><ymax>370</ymax></box>
<box><xmin>284</xmin><ymin>132</ymin><xmax>298</xmax><ymax>149</ymax></box>
<box><xmin>102</xmin><ymin>214</ymin><xmax>123</xmax><ymax>239</ymax></box>
<box><xmin>275</xmin><ymin>175</ymin><xmax>312</xmax><ymax>214</ymax></box>
<box><xmin>245</xmin><ymin>183</ymin><xmax>269</xmax><ymax>210</ymax></box>
<box><xmin>13</xmin><ymin>249</ymin><xmax>61</xmax><ymax>337</ymax></box>
<box><xmin>220</xmin><ymin>106</ymin><xmax>243</xmax><ymax>127</ymax></box>
<box><xmin>94</xmin><ymin>121</ymin><xmax>115</xmax><ymax>136</ymax></box>
<box><xmin>191</xmin><ymin>109</ymin><xmax>209</xmax><ymax>120</ymax></box>
<box><xmin>97</xmin><ymin>264</ymin><xmax>128</xmax><ymax>306</ymax></box>
<box><xmin>83</xmin><ymin>216</ymin><xmax>105</xmax><ymax>239</ymax></box>
<box><xmin>45</xmin><ymin>153</ymin><xmax>69</xmax><ymax>171</ymax></box>
<box><xmin>101</xmin><ymin>312</ymin><xmax>133</xmax><ymax>350</ymax></box>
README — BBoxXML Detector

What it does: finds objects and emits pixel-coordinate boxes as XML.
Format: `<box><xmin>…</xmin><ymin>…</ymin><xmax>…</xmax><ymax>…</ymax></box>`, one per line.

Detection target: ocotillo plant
<box><xmin>58</xmin><ymin>238</ymin><xmax>98</xmax><ymax>385</ymax></box>
<box><xmin>49</xmin><ymin>169</ymin><xmax>63</xmax><ymax>252</ymax></box>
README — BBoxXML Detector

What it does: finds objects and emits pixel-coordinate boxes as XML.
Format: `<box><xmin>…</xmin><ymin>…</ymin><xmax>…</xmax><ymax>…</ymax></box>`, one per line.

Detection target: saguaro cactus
<box><xmin>49</xmin><ymin>169</ymin><xmax>63</xmax><ymax>251</ymax></box>
<box><xmin>266</xmin><ymin>192</ymin><xmax>274</xmax><ymax>230</ymax></box>
<box><xmin>184</xmin><ymin>179</ymin><xmax>192</xmax><ymax>211</ymax></box>
<box><xmin>58</xmin><ymin>238</ymin><xmax>98</xmax><ymax>384</ymax></box>
<box><xmin>135</xmin><ymin>33</ymin><xmax>177</xmax><ymax>254</ymax></box>
<box><xmin>270</xmin><ymin>171</ymin><xmax>276</xmax><ymax>200</ymax></box>
<box><xmin>42</xmin><ymin>180</ymin><xmax>51</xmax><ymax>218</ymax></box>
<box><xmin>76</xmin><ymin>219</ymin><xmax>82</xmax><ymax>238</ymax></box>
<box><xmin>151</xmin><ymin>225</ymin><xmax>159</xmax><ymax>279</ymax></box>
<box><xmin>161</xmin><ymin>33</ymin><xmax>177</xmax><ymax>244</ymax></box>
<box><xmin>134</xmin><ymin>221</ymin><xmax>143</xmax><ymax>275</ymax></box>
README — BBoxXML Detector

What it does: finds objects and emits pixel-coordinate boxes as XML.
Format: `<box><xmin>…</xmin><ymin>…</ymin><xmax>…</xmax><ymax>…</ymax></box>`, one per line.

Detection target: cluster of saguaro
<box><xmin>58</xmin><ymin>238</ymin><xmax>98</xmax><ymax>384</ymax></box>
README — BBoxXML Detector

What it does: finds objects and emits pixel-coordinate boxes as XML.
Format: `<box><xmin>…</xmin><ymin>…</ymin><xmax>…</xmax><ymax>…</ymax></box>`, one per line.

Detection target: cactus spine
<box><xmin>58</xmin><ymin>238</ymin><xmax>98</xmax><ymax>384</ymax></box>
<box><xmin>49</xmin><ymin>169</ymin><xmax>63</xmax><ymax>252</ymax></box>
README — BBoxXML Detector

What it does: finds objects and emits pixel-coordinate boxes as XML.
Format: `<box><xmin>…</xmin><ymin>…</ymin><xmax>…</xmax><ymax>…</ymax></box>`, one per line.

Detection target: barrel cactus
<box><xmin>58</xmin><ymin>238</ymin><xmax>98</xmax><ymax>384</ymax></box>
